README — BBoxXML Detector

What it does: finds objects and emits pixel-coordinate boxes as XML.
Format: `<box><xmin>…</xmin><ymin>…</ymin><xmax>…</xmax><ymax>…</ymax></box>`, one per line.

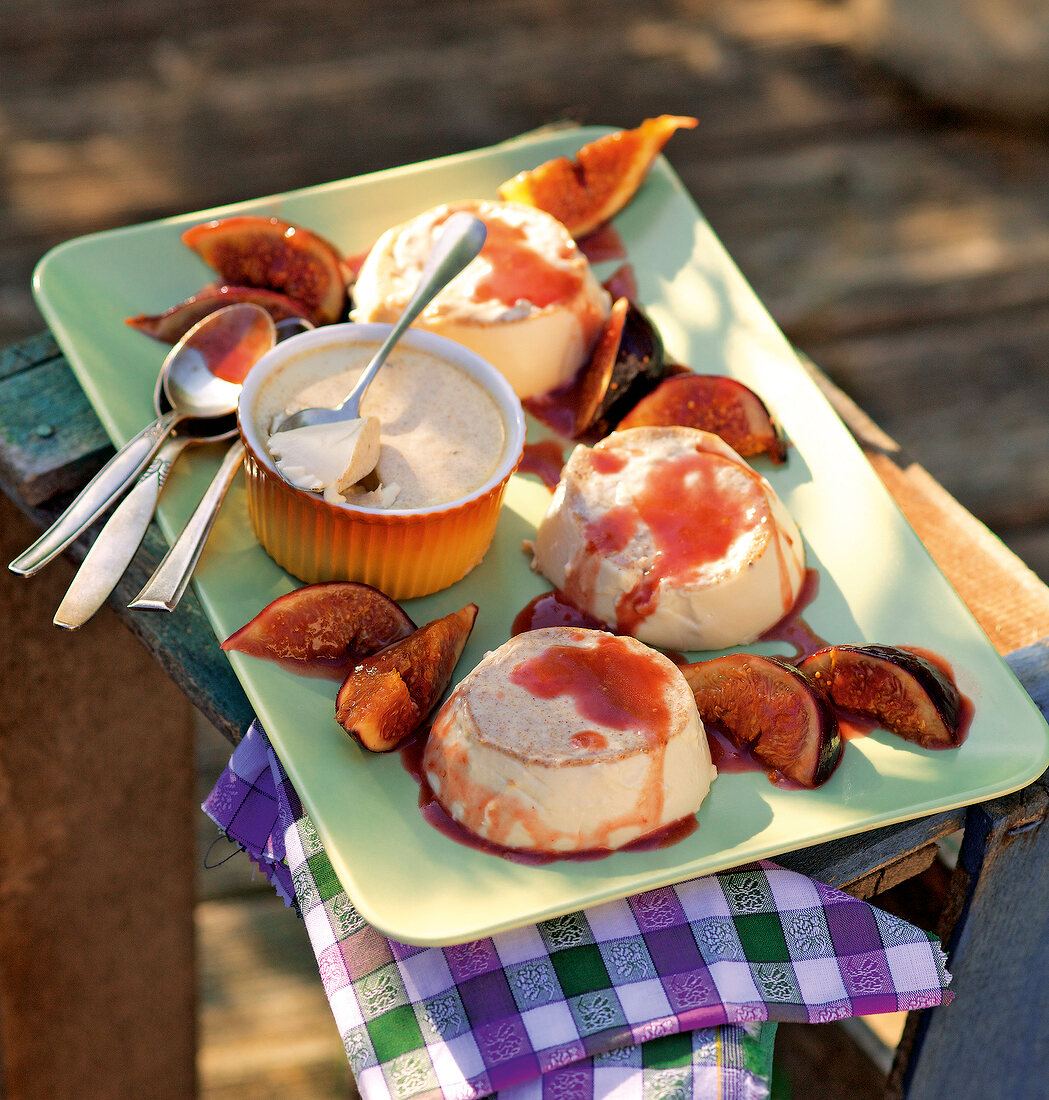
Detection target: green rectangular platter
<box><xmin>33</xmin><ymin>127</ymin><xmax>1049</xmax><ymax>946</ymax></box>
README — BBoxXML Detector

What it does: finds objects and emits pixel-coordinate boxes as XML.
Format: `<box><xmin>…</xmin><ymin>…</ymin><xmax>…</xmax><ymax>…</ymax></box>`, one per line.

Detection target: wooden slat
<box><xmin>803</xmin><ymin>357</ymin><xmax>1049</xmax><ymax>654</ymax></box>
<box><xmin>0</xmin><ymin>336</ymin><xmax>111</xmax><ymax>506</ymax></box>
<box><xmin>891</xmin><ymin>773</ymin><xmax>1049</xmax><ymax>1099</ymax></box>
<box><xmin>0</xmin><ymin>496</ymin><xmax>198</xmax><ymax>1100</ymax></box>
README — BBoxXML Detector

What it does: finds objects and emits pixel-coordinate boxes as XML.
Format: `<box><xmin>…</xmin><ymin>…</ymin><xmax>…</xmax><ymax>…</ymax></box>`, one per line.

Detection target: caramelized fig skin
<box><xmin>799</xmin><ymin>644</ymin><xmax>965</xmax><ymax>748</ymax></box>
<box><xmin>618</xmin><ymin>373</ymin><xmax>787</xmax><ymax>463</ymax></box>
<box><xmin>221</xmin><ymin>581</ymin><xmax>415</xmax><ymax>674</ymax></box>
<box><xmin>182</xmin><ymin>215</ymin><xmax>348</xmax><ymax>326</ymax></box>
<box><xmin>680</xmin><ymin>653</ymin><xmax>841</xmax><ymax>787</ymax></box>
<box><xmin>497</xmin><ymin>115</ymin><xmax>698</xmax><ymax>239</ymax></box>
<box><xmin>125</xmin><ymin>285</ymin><xmax>314</xmax><ymax>343</ymax></box>
<box><xmin>584</xmin><ymin>302</ymin><xmax>667</xmax><ymax>437</ymax></box>
<box><xmin>335</xmin><ymin>604</ymin><xmax>478</xmax><ymax>752</ymax></box>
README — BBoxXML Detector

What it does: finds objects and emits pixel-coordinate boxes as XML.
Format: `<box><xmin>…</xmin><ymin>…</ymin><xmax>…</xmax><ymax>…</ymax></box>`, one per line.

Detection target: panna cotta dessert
<box><xmin>352</xmin><ymin>199</ymin><xmax>611</xmax><ymax>399</ymax></box>
<box><xmin>422</xmin><ymin>627</ymin><xmax>715</xmax><ymax>853</ymax></box>
<box><xmin>254</xmin><ymin>338</ymin><xmax>507</xmax><ymax>509</ymax></box>
<box><xmin>532</xmin><ymin>426</ymin><xmax>806</xmax><ymax>651</ymax></box>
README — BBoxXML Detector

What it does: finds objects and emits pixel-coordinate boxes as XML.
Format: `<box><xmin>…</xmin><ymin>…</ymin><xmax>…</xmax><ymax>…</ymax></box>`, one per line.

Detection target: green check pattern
<box><xmin>287</xmin><ymin>818</ymin><xmax>951</xmax><ymax>1099</ymax></box>
<box><xmin>205</xmin><ymin>722</ymin><xmax>953</xmax><ymax>1100</ymax></box>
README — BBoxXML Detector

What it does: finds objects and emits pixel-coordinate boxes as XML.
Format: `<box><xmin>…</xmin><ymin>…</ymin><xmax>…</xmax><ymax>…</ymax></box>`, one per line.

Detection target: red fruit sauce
<box><xmin>399</xmin><ymin>735</ymin><xmax>697</xmax><ymax>865</ymax></box>
<box><xmin>507</xmin><ymin>630</ymin><xmax>676</xmax><ymax>740</ymax></box>
<box><xmin>473</xmin><ymin>217</ymin><xmax>582</xmax><ymax>308</ymax></box>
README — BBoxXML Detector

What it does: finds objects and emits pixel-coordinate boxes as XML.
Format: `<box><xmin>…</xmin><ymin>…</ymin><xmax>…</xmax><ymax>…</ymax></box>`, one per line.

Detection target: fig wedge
<box><xmin>572</xmin><ymin>300</ymin><xmax>668</xmax><ymax>438</ymax></box>
<box><xmin>336</xmin><ymin>604</ymin><xmax>478</xmax><ymax>752</ymax></box>
<box><xmin>570</xmin><ymin>297</ymin><xmax>629</xmax><ymax>436</ymax></box>
<box><xmin>498</xmin><ymin>115</ymin><xmax>698</xmax><ymax>239</ymax></box>
<box><xmin>221</xmin><ymin>582</ymin><xmax>416</xmax><ymax>678</ymax></box>
<box><xmin>126</xmin><ymin>284</ymin><xmax>314</xmax><ymax>343</ymax></box>
<box><xmin>182</xmin><ymin>215</ymin><xmax>348</xmax><ymax>326</ymax></box>
<box><xmin>680</xmin><ymin>653</ymin><xmax>841</xmax><ymax>787</ymax></box>
<box><xmin>799</xmin><ymin>644</ymin><xmax>967</xmax><ymax>749</ymax></box>
<box><xmin>618</xmin><ymin>374</ymin><xmax>788</xmax><ymax>463</ymax></box>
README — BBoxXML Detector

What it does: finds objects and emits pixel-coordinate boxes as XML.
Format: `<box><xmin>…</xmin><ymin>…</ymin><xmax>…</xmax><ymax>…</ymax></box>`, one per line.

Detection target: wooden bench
<box><xmin>3</xmin><ymin>331</ymin><xmax>1048</xmax><ymax>1097</ymax></box>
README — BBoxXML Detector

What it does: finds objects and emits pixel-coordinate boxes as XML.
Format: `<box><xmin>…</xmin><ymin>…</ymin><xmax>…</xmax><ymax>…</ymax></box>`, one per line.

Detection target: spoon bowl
<box><xmin>8</xmin><ymin>302</ymin><xmax>275</xmax><ymax>577</ymax></box>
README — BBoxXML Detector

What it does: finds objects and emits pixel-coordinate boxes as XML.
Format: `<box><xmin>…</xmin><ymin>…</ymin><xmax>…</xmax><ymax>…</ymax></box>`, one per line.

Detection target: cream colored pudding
<box><xmin>352</xmin><ymin>199</ymin><xmax>611</xmax><ymax>399</ymax></box>
<box><xmin>268</xmin><ymin>415</ymin><xmax>382</xmax><ymax>505</ymax></box>
<box><xmin>255</xmin><ymin>340</ymin><xmax>507</xmax><ymax>509</ymax></box>
<box><xmin>532</xmin><ymin>426</ymin><xmax>806</xmax><ymax>651</ymax></box>
<box><xmin>422</xmin><ymin>627</ymin><xmax>715</xmax><ymax>852</ymax></box>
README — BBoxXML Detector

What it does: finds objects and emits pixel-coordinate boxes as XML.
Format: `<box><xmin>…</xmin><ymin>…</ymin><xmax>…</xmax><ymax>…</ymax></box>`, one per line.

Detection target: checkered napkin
<box><xmin>204</xmin><ymin>721</ymin><xmax>952</xmax><ymax>1100</ymax></box>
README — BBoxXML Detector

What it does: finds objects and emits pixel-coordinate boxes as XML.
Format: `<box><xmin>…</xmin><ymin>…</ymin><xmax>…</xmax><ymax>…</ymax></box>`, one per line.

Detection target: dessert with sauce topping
<box><xmin>422</xmin><ymin>627</ymin><xmax>715</xmax><ymax>853</ymax></box>
<box><xmin>531</xmin><ymin>426</ymin><xmax>806</xmax><ymax>651</ymax></box>
<box><xmin>352</xmin><ymin>199</ymin><xmax>611</xmax><ymax>399</ymax></box>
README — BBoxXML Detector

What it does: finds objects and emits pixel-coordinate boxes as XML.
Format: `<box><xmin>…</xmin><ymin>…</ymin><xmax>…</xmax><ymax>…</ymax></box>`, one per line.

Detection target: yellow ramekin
<box><xmin>237</xmin><ymin>323</ymin><xmax>525</xmax><ymax>599</ymax></box>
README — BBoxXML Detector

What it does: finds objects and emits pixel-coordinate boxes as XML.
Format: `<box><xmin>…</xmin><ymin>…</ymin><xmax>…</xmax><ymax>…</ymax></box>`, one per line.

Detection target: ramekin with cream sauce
<box><xmin>238</xmin><ymin>323</ymin><xmax>525</xmax><ymax>599</ymax></box>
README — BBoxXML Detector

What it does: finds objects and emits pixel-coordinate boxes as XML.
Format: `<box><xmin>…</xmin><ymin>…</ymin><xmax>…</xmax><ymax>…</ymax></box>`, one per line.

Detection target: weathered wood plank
<box><xmin>0</xmin><ymin>495</ymin><xmax>198</xmax><ymax>1099</ymax></box>
<box><xmin>803</xmin><ymin>304</ymin><xmax>1049</xmax><ymax>533</ymax></box>
<box><xmin>776</xmin><ymin>810</ymin><xmax>965</xmax><ymax>889</ymax></box>
<box><xmin>3</xmin><ymin>486</ymin><xmax>255</xmax><ymax>744</ymax></box>
<box><xmin>892</xmin><ymin>775</ymin><xmax>1049</xmax><ymax>1098</ymax></box>
<box><xmin>0</xmin><ymin>354</ymin><xmax>111</xmax><ymax>506</ymax></box>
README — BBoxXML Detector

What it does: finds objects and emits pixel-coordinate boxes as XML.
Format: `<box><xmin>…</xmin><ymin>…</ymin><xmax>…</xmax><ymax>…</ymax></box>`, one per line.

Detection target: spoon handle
<box><xmin>8</xmin><ymin>408</ymin><xmax>181</xmax><ymax>577</ymax></box>
<box><xmin>52</xmin><ymin>435</ymin><xmax>192</xmax><ymax>628</ymax></box>
<box><xmin>336</xmin><ymin>212</ymin><xmax>488</xmax><ymax>418</ymax></box>
<box><xmin>129</xmin><ymin>440</ymin><xmax>245</xmax><ymax>613</ymax></box>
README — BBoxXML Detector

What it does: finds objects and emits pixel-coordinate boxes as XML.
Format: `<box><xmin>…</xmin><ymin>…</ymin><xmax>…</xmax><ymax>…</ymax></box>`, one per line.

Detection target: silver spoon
<box><xmin>9</xmin><ymin>303</ymin><xmax>275</xmax><ymax>577</ymax></box>
<box><xmin>52</xmin><ymin>314</ymin><xmax>275</xmax><ymax>628</ymax></box>
<box><xmin>129</xmin><ymin>317</ymin><xmax>314</xmax><ymax>614</ymax></box>
<box><xmin>272</xmin><ymin>211</ymin><xmax>487</xmax><ymax>439</ymax></box>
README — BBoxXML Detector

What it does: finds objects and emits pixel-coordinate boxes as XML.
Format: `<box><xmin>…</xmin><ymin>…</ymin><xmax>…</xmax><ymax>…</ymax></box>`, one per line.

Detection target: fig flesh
<box><xmin>618</xmin><ymin>373</ymin><xmax>787</xmax><ymax>463</ymax></box>
<box><xmin>498</xmin><ymin>115</ymin><xmax>698</xmax><ymax>239</ymax></box>
<box><xmin>571</xmin><ymin>300</ymin><xmax>667</xmax><ymax>438</ymax></box>
<box><xmin>799</xmin><ymin>644</ymin><xmax>966</xmax><ymax>748</ymax></box>
<box><xmin>182</xmin><ymin>215</ymin><xmax>348</xmax><ymax>326</ymax></box>
<box><xmin>125</xmin><ymin>284</ymin><xmax>314</xmax><ymax>344</ymax></box>
<box><xmin>221</xmin><ymin>581</ymin><xmax>415</xmax><ymax>678</ymax></box>
<box><xmin>335</xmin><ymin>604</ymin><xmax>478</xmax><ymax>752</ymax></box>
<box><xmin>680</xmin><ymin>653</ymin><xmax>841</xmax><ymax>787</ymax></box>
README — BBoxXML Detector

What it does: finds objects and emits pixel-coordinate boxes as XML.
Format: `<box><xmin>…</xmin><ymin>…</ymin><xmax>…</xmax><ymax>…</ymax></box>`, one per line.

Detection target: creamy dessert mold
<box><xmin>422</xmin><ymin>626</ymin><xmax>716</xmax><ymax>852</ymax></box>
<box><xmin>532</xmin><ymin>426</ymin><xmax>806</xmax><ymax>651</ymax></box>
<box><xmin>352</xmin><ymin>199</ymin><xmax>611</xmax><ymax>400</ymax></box>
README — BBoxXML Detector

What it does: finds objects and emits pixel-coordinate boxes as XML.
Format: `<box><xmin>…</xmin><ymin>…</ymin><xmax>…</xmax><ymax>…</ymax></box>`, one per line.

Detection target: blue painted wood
<box><xmin>0</xmin><ymin>333</ymin><xmax>110</xmax><ymax>505</ymax></box>
<box><xmin>896</xmin><ymin>645</ymin><xmax>1049</xmax><ymax>1097</ymax></box>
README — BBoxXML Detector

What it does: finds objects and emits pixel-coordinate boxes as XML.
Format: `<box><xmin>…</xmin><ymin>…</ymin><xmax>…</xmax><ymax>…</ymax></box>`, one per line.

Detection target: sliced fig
<box><xmin>498</xmin><ymin>115</ymin><xmax>698</xmax><ymax>239</ymax></box>
<box><xmin>221</xmin><ymin>581</ymin><xmax>416</xmax><ymax>678</ymax></box>
<box><xmin>570</xmin><ymin>297</ymin><xmax>629</xmax><ymax>437</ymax></box>
<box><xmin>680</xmin><ymin>653</ymin><xmax>841</xmax><ymax>787</ymax></box>
<box><xmin>572</xmin><ymin>300</ymin><xmax>667</xmax><ymax>438</ymax></box>
<box><xmin>125</xmin><ymin>284</ymin><xmax>314</xmax><ymax>344</ymax></box>
<box><xmin>618</xmin><ymin>374</ymin><xmax>788</xmax><ymax>463</ymax></box>
<box><xmin>182</xmin><ymin>215</ymin><xmax>348</xmax><ymax>326</ymax></box>
<box><xmin>799</xmin><ymin>644</ymin><xmax>966</xmax><ymax>749</ymax></box>
<box><xmin>335</xmin><ymin>604</ymin><xmax>478</xmax><ymax>752</ymax></box>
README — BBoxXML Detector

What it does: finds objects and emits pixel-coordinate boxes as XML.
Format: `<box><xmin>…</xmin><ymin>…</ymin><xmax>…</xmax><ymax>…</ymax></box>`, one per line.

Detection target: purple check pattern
<box><xmin>204</xmin><ymin>721</ymin><xmax>952</xmax><ymax>1099</ymax></box>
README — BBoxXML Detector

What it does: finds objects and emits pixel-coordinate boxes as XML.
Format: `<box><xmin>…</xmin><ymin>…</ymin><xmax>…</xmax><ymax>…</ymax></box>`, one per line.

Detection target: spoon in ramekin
<box><xmin>270</xmin><ymin>211</ymin><xmax>486</xmax><ymax>438</ymax></box>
